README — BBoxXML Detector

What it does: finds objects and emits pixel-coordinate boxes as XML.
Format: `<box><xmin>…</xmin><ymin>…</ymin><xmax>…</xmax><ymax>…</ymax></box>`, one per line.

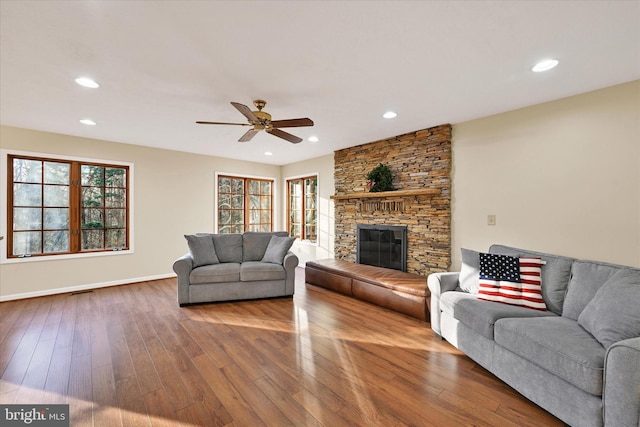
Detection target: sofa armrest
<box><xmin>173</xmin><ymin>253</ymin><xmax>194</xmax><ymax>305</ymax></box>
<box><xmin>603</xmin><ymin>337</ymin><xmax>640</xmax><ymax>427</ymax></box>
<box><xmin>427</xmin><ymin>272</ymin><xmax>460</xmax><ymax>336</ymax></box>
<box><xmin>283</xmin><ymin>251</ymin><xmax>299</xmax><ymax>295</ymax></box>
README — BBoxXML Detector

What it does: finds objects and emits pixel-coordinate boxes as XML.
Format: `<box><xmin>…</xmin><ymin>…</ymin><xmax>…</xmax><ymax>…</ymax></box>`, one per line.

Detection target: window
<box><xmin>217</xmin><ymin>175</ymin><xmax>273</xmax><ymax>233</ymax></box>
<box><xmin>7</xmin><ymin>154</ymin><xmax>130</xmax><ymax>258</ymax></box>
<box><xmin>287</xmin><ymin>176</ymin><xmax>317</xmax><ymax>243</ymax></box>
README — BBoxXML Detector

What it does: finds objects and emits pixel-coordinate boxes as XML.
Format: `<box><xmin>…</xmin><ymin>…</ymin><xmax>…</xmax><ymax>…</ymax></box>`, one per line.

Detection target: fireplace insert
<box><xmin>356</xmin><ymin>224</ymin><xmax>407</xmax><ymax>272</ymax></box>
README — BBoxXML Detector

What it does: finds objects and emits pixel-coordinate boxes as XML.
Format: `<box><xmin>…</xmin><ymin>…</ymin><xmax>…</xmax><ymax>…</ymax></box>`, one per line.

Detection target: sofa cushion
<box><xmin>459</xmin><ymin>248</ymin><xmax>480</xmax><ymax>294</ymax></box>
<box><xmin>563</xmin><ymin>261</ymin><xmax>628</xmax><ymax>320</ymax></box>
<box><xmin>261</xmin><ymin>235</ymin><xmax>295</xmax><ymax>264</ymax></box>
<box><xmin>442</xmin><ymin>292</ymin><xmax>555</xmax><ymax>340</ymax></box>
<box><xmin>578</xmin><ymin>269</ymin><xmax>640</xmax><ymax>348</ymax></box>
<box><xmin>494</xmin><ymin>316</ymin><xmax>606</xmax><ymax>396</ymax></box>
<box><xmin>190</xmin><ymin>263</ymin><xmax>240</xmax><ymax>284</ymax></box>
<box><xmin>489</xmin><ymin>244</ymin><xmax>575</xmax><ymax>315</ymax></box>
<box><xmin>240</xmin><ymin>261</ymin><xmax>287</xmax><ymax>281</ymax></box>
<box><xmin>184</xmin><ymin>234</ymin><xmax>219</xmax><ymax>267</ymax></box>
<box><xmin>212</xmin><ymin>234</ymin><xmax>243</xmax><ymax>263</ymax></box>
<box><xmin>478</xmin><ymin>254</ymin><xmax>546</xmax><ymax>311</ymax></box>
<box><xmin>243</xmin><ymin>231</ymin><xmax>288</xmax><ymax>262</ymax></box>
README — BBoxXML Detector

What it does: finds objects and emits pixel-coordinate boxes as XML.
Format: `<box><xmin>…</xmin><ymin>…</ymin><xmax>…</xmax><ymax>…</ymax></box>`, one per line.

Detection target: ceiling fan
<box><xmin>196</xmin><ymin>99</ymin><xmax>314</xmax><ymax>144</ymax></box>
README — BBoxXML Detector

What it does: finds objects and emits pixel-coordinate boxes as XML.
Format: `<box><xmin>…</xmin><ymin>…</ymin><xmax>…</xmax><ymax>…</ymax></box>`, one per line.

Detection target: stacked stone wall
<box><xmin>333</xmin><ymin>124</ymin><xmax>451</xmax><ymax>275</ymax></box>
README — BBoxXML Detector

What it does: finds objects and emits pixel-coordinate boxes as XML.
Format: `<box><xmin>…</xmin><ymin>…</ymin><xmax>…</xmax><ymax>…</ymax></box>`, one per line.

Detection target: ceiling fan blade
<box><xmin>270</xmin><ymin>118</ymin><xmax>314</xmax><ymax>128</ymax></box>
<box><xmin>267</xmin><ymin>128</ymin><xmax>303</xmax><ymax>144</ymax></box>
<box><xmin>238</xmin><ymin>128</ymin><xmax>260</xmax><ymax>142</ymax></box>
<box><xmin>231</xmin><ymin>102</ymin><xmax>259</xmax><ymax>122</ymax></box>
<box><xmin>196</xmin><ymin>121</ymin><xmax>252</xmax><ymax>126</ymax></box>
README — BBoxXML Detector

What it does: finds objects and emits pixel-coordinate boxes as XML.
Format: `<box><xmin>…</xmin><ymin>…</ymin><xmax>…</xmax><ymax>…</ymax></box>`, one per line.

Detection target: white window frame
<box><xmin>1</xmin><ymin>149</ymin><xmax>135</xmax><ymax>264</ymax></box>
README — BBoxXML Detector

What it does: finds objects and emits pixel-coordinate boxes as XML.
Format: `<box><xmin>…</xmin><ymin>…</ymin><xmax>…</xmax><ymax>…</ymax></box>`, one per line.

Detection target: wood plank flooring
<box><xmin>0</xmin><ymin>268</ymin><xmax>564</xmax><ymax>426</ymax></box>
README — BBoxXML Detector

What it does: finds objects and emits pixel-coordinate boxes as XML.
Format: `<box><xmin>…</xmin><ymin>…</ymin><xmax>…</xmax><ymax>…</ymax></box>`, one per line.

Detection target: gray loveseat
<box><xmin>428</xmin><ymin>244</ymin><xmax>640</xmax><ymax>427</ymax></box>
<box><xmin>173</xmin><ymin>231</ymin><xmax>298</xmax><ymax>306</ymax></box>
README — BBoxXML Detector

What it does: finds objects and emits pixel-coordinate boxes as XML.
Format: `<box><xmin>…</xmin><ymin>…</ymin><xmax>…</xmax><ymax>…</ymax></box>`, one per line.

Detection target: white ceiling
<box><xmin>1</xmin><ymin>1</ymin><xmax>639</xmax><ymax>166</ymax></box>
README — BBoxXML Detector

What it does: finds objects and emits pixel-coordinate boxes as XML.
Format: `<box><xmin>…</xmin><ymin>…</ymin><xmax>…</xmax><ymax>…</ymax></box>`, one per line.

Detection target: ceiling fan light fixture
<box><xmin>308</xmin><ymin>136</ymin><xmax>319</xmax><ymax>142</ymax></box>
<box><xmin>532</xmin><ymin>59</ymin><xmax>559</xmax><ymax>72</ymax></box>
<box><xmin>264</xmin><ymin>151</ymin><xmax>273</xmax><ymax>156</ymax></box>
<box><xmin>80</xmin><ymin>118</ymin><xmax>96</xmax><ymax>126</ymax></box>
<box><xmin>75</xmin><ymin>77</ymin><xmax>100</xmax><ymax>88</ymax></box>
<box><xmin>383</xmin><ymin>111</ymin><xmax>397</xmax><ymax>119</ymax></box>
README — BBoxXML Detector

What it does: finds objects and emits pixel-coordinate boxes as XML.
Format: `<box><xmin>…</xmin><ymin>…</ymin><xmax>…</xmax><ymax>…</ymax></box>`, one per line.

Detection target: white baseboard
<box><xmin>0</xmin><ymin>273</ymin><xmax>177</xmax><ymax>302</ymax></box>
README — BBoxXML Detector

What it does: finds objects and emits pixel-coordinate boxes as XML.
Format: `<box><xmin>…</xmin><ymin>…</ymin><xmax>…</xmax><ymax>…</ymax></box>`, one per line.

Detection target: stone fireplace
<box><xmin>332</xmin><ymin>124</ymin><xmax>451</xmax><ymax>276</ymax></box>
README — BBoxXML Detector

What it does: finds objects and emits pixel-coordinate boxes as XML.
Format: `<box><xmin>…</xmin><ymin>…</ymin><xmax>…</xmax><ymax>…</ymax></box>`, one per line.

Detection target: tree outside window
<box><xmin>217</xmin><ymin>175</ymin><xmax>273</xmax><ymax>233</ymax></box>
<box><xmin>288</xmin><ymin>176</ymin><xmax>317</xmax><ymax>243</ymax></box>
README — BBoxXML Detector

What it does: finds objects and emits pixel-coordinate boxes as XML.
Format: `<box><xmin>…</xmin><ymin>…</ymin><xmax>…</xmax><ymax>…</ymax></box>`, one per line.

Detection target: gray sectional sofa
<box><xmin>428</xmin><ymin>244</ymin><xmax>640</xmax><ymax>427</ymax></box>
<box><xmin>173</xmin><ymin>231</ymin><xmax>298</xmax><ymax>306</ymax></box>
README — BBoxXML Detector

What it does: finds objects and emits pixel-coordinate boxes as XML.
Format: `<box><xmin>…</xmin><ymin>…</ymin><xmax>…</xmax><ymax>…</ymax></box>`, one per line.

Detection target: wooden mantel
<box><xmin>330</xmin><ymin>188</ymin><xmax>440</xmax><ymax>200</ymax></box>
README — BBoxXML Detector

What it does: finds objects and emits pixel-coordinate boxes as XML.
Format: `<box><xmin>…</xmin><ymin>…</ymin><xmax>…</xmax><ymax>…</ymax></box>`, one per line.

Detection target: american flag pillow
<box><xmin>477</xmin><ymin>253</ymin><xmax>547</xmax><ymax>311</ymax></box>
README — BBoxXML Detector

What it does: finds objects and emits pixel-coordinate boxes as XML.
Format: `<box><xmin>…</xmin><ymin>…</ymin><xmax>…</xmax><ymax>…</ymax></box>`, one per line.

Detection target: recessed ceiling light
<box><xmin>75</xmin><ymin>77</ymin><xmax>100</xmax><ymax>88</ymax></box>
<box><xmin>531</xmin><ymin>59</ymin><xmax>559</xmax><ymax>72</ymax></box>
<box><xmin>383</xmin><ymin>111</ymin><xmax>397</xmax><ymax>119</ymax></box>
<box><xmin>308</xmin><ymin>136</ymin><xmax>319</xmax><ymax>142</ymax></box>
<box><xmin>264</xmin><ymin>151</ymin><xmax>273</xmax><ymax>156</ymax></box>
<box><xmin>80</xmin><ymin>119</ymin><xmax>96</xmax><ymax>126</ymax></box>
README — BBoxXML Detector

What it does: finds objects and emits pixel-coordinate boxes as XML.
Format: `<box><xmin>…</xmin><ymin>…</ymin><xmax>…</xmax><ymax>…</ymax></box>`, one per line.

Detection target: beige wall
<box><xmin>452</xmin><ymin>80</ymin><xmax>640</xmax><ymax>269</ymax></box>
<box><xmin>281</xmin><ymin>154</ymin><xmax>335</xmax><ymax>265</ymax></box>
<box><xmin>0</xmin><ymin>126</ymin><xmax>282</xmax><ymax>299</ymax></box>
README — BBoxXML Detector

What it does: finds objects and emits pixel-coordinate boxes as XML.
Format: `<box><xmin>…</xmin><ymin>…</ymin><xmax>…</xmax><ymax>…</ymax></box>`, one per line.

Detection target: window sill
<box><xmin>1</xmin><ymin>249</ymin><xmax>134</xmax><ymax>264</ymax></box>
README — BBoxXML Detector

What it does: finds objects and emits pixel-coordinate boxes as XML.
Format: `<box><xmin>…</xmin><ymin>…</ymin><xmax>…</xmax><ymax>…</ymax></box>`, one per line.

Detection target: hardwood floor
<box><xmin>1</xmin><ymin>268</ymin><xmax>563</xmax><ymax>426</ymax></box>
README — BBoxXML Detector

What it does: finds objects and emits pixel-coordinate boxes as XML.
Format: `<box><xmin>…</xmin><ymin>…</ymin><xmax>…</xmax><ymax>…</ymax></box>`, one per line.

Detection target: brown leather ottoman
<box><xmin>305</xmin><ymin>259</ymin><xmax>430</xmax><ymax>321</ymax></box>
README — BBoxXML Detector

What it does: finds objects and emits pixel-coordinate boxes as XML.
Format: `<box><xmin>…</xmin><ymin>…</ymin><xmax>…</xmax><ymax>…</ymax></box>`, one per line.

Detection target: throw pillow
<box><xmin>477</xmin><ymin>253</ymin><xmax>546</xmax><ymax>311</ymax></box>
<box><xmin>577</xmin><ymin>269</ymin><xmax>640</xmax><ymax>348</ymax></box>
<box><xmin>261</xmin><ymin>235</ymin><xmax>295</xmax><ymax>264</ymax></box>
<box><xmin>184</xmin><ymin>234</ymin><xmax>219</xmax><ymax>267</ymax></box>
<box><xmin>459</xmin><ymin>248</ymin><xmax>481</xmax><ymax>294</ymax></box>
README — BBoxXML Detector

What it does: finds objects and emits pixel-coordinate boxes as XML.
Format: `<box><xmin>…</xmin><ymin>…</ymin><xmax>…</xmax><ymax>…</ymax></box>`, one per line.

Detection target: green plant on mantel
<box><xmin>366</xmin><ymin>163</ymin><xmax>394</xmax><ymax>192</ymax></box>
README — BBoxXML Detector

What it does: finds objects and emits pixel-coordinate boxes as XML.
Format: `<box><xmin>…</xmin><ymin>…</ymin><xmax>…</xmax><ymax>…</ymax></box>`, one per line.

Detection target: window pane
<box><xmin>249</xmin><ymin>210</ymin><xmax>260</xmax><ymax>224</ymax></box>
<box><xmin>261</xmin><ymin>210</ymin><xmax>271</xmax><ymax>224</ymax></box>
<box><xmin>14</xmin><ymin>208</ymin><xmax>42</xmax><ymax>230</ymax></box>
<box><xmin>82</xmin><ymin>230</ymin><xmax>104</xmax><ymax>250</ymax></box>
<box><xmin>13</xmin><ymin>231</ymin><xmax>41</xmax><ymax>255</ymax></box>
<box><xmin>44</xmin><ymin>208</ymin><xmax>69</xmax><ymax>229</ymax></box>
<box><xmin>106</xmin><ymin>229</ymin><xmax>126</xmax><ymax>248</ymax></box>
<box><xmin>14</xmin><ymin>183</ymin><xmax>41</xmax><ymax>206</ymax></box>
<box><xmin>105</xmin><ymin>188</ymin><xmax>126</xmax><ymax>208</ymax></box>
<box><xmin>232</xmin><ymin>195</ymin><xmax>243</xmax><ymax>209</ymax></box>
<box><xmin>249</xmin><ymin>180</ymin><xmax>260</xmax><ymax>194</ymax></box>
<box><xmin>105</xmin><ymin>168</ymin><xmax>126</xmax><ymax>188</ymax></box>
<box><xmin>13</xmin><ymin>159</ymin><xmax>42</xmax><ymax>183</ymax></box>
<box><xmin>231</xmin><ymin>225</ymin><xmax>243</xmax><ymax>234</ymax></box>
<box><xmin>261</xmin><ymin>181</ymin><xmax>271</xmax><ymax>194</ymax></box>
<box><xmin>82</xmin><ymin>165</ymin><xmax>104</xmax><ymax>186</ymax></box>
<box><xmin>231</xmin><ymin>179</ymin><xmax>244</xmax><ymax>194</ymax></box>
<box><xmin>249</xmin><ymin>195</ymin><xmax>260</xmax><ymax>209</ymax></box>
<box><xmin>82</xmin><ymin>208</ymin><xmax>104</xmax><ymax>229</ymax></box>
<box><xmin>82</xmin><ymin>187</ymin><xmax>104</xmax><ymax>207</ymax></box>
<box><xmin>44</xmin><ymin>185</ymin><xmax>69</xmax><ymax>207</ymax></box>
<box><xmin>219</xmin><ymin>177</ymin><xmax>231</xmax><ymax>193</ymax></box>
<box><xmin>219</xmin><ymin>210</ymin><xmax>231</xmax><ymax>225</ymax></box>
<box><xmin>219</xmin><ymin>194</ymin><xmax>231</xmax><ymax>209</ymax></box>
<box><xmin>231</xmin><ymin>210</ymin><xmax>243</xmax><ymax>225</ymax></box>
<box><xmin>106</xmin><ymin>209</ymin><xmax>126</xmax><ymax>228</ymax></box>
<box><xmin>260</xmin><ymin>195</ymin><xmax>270</xmax><ymax>209</ymax></box>
<box><xmin>219</xmin><ymin>225</ymin><xmax>231</xmax><ymax>234</ymax></box>
<box><xmin>44</xmin><ymin>162</ymin><xmax>69</xmax><ymax>185</ymax></box>
<box><xmin>44</xmin><ymin>231</ymin><xmax>69</xmax><ymax>253</ymax></box>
